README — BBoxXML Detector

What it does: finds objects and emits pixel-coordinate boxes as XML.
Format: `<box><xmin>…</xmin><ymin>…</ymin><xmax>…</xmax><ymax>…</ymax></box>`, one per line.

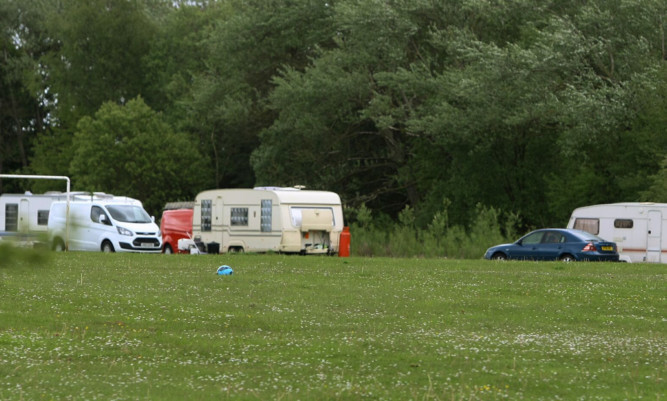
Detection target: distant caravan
<box><xmin>0</xmin><ymin>192</ymin><xmax>71</xmax><ymax>243</ymax></box>
<box><xmin>192</xmin><ymin>187</ymin><xmax>345</xmax><ymax>255</ymax></box>
<box><xmin>567</xmin><ymin>202</ymin><xmax>667</xmax><ymax>263</ymax></box>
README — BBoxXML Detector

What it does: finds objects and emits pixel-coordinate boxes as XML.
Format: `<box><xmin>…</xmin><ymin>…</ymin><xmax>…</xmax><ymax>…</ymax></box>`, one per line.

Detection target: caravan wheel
<box><xmin>52</xmin><ymin>238</ymin><xmax>65</xmax><ymax>252</ymax></box>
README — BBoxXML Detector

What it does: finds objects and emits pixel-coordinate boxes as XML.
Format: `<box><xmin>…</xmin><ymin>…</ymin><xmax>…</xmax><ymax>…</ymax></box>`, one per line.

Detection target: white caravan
<box><xmin>192</xmin><ymin>187</ymin><xmax>344</xmax><ymax>254</ymax></box>
<box><xmin>0</xmin><ymin>192</ymin><xmax>72</xmax><ymax>243</ymax></box>
<box><xmin>567</xmin><ymin>202</ymin><xmax>667</xmax><ymax>263</ymax></box>
<box><xmin>48</xmin><ymin>194</ymin><xmax>162</xmax><ymax>253</ymax></box>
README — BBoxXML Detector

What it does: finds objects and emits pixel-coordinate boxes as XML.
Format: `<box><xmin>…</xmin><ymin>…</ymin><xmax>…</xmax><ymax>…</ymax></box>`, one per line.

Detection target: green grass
<box><xmin>0</xmin><ymin>252</ymin><xmax>664</xmax><ymax>400</ymax></box>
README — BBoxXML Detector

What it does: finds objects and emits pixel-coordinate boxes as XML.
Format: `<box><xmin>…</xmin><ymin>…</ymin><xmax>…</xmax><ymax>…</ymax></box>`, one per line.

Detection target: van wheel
<box><xmin>163</xmin><ymin>244</ymin><xmax>173</xmax><ymax>254</ymax></box>
<box><xmin>102</xmin><ymin>241</ymin><xmax>115</xmax><ymax>253</ymax></box>
<box><xmin>52</xmin><ymin>238</ymin><xmax>65</xmax><ymax>252</ymax></box>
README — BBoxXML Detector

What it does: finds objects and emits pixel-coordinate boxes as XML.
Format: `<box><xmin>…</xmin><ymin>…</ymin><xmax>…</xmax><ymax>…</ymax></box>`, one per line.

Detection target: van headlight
<box><xmin>117</xmin><ymin>226</ymin><xmax>133</xmax><ymax>236</ymax></box>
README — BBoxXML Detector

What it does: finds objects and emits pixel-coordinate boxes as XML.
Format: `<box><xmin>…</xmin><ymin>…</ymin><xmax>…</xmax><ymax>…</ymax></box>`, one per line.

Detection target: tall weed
<box><xmin>347</xmin><ymin>202</ymin><xmax>515</xmax><ymax>259</ymax></box>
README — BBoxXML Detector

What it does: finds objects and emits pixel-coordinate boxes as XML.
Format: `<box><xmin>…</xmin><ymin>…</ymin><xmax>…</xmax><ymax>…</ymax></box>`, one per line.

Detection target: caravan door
<box><xmin>18</xmin><ymin>199</ymin><xmax>30</xmax><ymax>232</ymax></box>
<box><xmin>647</xmin><ymin>210</ymin><xmax>662</xmax><ymax>263</ymax></box>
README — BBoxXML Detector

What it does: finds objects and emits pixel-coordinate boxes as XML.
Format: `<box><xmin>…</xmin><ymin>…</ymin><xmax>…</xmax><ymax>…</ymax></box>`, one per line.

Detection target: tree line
<box><xmin>1</xmin><ymin>0</ymin><xmax>667</xmax><ymax>233</ymax></box>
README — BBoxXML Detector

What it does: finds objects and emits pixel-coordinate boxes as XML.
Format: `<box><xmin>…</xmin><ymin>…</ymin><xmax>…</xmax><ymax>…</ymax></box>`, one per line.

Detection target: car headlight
<box><xmin>117</xmin><ymin>226</ymin><xmax>133</xmax><ymax>236</ymax></box>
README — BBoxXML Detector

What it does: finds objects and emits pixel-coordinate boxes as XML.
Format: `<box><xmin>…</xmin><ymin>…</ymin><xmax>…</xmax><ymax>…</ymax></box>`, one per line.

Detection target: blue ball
<box><xmin>217</xmin><ymin>265</ymin><xmax>233</xmax><ymax>275</ymax></box>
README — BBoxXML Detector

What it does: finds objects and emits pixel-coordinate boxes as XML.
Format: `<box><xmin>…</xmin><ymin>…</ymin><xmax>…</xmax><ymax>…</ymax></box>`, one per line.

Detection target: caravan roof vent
<box><xmin>253</xmin><ymin>186</ymin><xmax>301</xmax><ymax>191</ymax></box>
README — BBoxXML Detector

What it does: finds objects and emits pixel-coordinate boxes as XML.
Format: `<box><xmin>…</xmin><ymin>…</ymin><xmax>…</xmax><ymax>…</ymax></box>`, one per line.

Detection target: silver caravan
<box><xmin>567</xmin><ymin>202</ymin><xmax>667</xmax><ymax>263</ymax></box>
<box><xmin>0</xmin><ymin>192</ymin><xmax>71</xmax><ymax>243</ymax></box>
<box><xmin>192</xmin><ymin>187</ymin><xmax>344</xmax><ymax>254</ymax></box>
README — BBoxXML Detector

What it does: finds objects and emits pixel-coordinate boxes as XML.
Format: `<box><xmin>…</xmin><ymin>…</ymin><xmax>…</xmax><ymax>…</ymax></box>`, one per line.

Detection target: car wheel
<box><xmin>560</xmin><ymin>254</ymin><xmax>575</xmax><ymax>262</ymax></box>
<box><xmin>492</xmin><ymin>252</ymin><xmax>507</xmax><ymax>261</ymax></box>
<box><xmin>164</xmin><ymin>244</ymin><xmax>173</xmax><ymax>254</ymax></box>
<box><xmin>102</xmin><ymin>241</ymin><xmax>115</xmax><ymax>253</ymax></box>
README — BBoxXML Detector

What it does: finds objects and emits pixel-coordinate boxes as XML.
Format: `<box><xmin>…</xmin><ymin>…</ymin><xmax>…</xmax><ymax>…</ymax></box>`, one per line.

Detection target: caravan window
<box><xmin>290</xmin><ymin>207</ymin><xmax>335</xmax><ymax>227</ymax></box>
<box><xmin>5</xmin><ymin>204</ymin><xmax>18</xmax><ymax>231</ymax></box>
<box><xmin>37</xmin><ymin>210</ymin><xmax>49</xmax><ymax>226</ymax></box>
<box><xmin>261</xmin><ymin>200</ymin><xmax>272</xmax><ymax>232</ymax></box>
<box><xmin>201</xmin><ymin>200</ymin><xmax>212</xmax><ymax>232</ymax></box>
<box><xmin>614</xmin><ymin>219</ymin><xmax>633</xmax><ymax>229</ymax></box>
<box><xmin>573</xmin><ymin>218</ymin><xmax>599</xmax><ymax>235</ymax></box>
<box><xmin>231</xmin><ymin>208</ymin><xmax>248</xmax><ymax>226</ymax></box>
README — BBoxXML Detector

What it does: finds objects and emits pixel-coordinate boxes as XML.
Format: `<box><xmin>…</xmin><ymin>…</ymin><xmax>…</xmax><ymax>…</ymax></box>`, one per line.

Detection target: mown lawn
<box><xmin>0</xmin><ymin>252</ymin><xmax>664</xmax><ymax>400</ymax></box>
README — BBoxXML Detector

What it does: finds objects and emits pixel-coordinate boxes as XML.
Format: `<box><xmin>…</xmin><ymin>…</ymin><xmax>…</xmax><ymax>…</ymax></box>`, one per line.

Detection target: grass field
<box><xmin>0</xmin><ymin>251</ymin><xmax>664</xmax><ymax>400</ymax></box>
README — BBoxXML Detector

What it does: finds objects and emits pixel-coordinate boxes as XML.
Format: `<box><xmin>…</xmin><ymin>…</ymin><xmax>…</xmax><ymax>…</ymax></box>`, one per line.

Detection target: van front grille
<box><xmin>133</xmin><ymin>238</ymin><xmax>160</xmax><ymax>247</ymax></box>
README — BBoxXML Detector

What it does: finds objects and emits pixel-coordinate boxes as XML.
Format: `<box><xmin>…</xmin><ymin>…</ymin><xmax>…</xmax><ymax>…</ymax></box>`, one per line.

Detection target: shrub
<box><xmin>348</xmin><ymin>203</ymin><xmax>513</xmax><ymax>259</ymax></box>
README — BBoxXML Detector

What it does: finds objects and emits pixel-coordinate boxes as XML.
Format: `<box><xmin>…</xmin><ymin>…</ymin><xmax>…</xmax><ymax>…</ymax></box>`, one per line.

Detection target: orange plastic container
<box><xmin>339</xmin><ymin>226</ymin><xmax>351</xmax><ymax>257</ymax></box>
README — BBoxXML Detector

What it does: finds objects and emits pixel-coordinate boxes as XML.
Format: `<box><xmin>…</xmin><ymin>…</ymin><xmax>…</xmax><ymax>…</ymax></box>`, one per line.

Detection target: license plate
<box><xmin>601</xmin><ymin>246</ymin><xmax>613</xmax><ymax>251</ymax></box>
<box><xmin>140</xmin><ymin>243</ymin><xmax>154</xmax><ymax>248</ymax></box>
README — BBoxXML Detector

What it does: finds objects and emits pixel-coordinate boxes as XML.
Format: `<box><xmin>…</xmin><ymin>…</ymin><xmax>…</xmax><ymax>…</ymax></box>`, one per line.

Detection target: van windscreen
<box><xmin>106</xmin><ymin>205</ymin><xmax>152</xmax><ymax>223</ymax></box>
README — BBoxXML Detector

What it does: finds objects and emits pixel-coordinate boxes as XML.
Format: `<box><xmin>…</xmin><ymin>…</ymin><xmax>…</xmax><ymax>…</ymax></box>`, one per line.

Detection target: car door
<box><xmin>538</xmin><ymin>231</ymin><xmax>566</xmax><ymax>260</ymax></box>
<box><xmin>510</xmin><ymin>231</ymin><xmax>545</xmax><ymax>260</ymax></box>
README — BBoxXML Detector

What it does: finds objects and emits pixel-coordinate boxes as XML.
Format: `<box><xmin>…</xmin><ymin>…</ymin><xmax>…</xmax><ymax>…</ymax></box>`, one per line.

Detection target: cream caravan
<box><xmin>192</xmin><ymin>187</ymin><xmax>344</xmax><ymax>254</ymax></box>
<box><xmin>567</xmin><ymin>202</ymin><xmax>667</xmax><ymax>263</ymax></box>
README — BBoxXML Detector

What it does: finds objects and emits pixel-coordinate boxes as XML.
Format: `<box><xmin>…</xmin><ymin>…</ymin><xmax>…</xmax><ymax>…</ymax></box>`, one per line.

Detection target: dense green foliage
<box><xmin>2</xmin><ymin>0</ymin><xmax>667</xmax><ymax>229</ymax></box>
<box><xmin>0</xmin><ymin>252</ymin><xmax>664</xmax><ymax>399</ymax></box>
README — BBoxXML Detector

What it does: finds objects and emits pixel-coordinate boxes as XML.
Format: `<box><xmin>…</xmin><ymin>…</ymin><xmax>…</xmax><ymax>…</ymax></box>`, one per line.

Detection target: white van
<box><xmin>48</xmin><ymin>196</ymin><xmax>162</xmax><ymax>253</ymax></box>
<box><xmin>567</xmin><ymin>202</ymin><xmax>667</xmax><ymax>263</ymax></box>
<box><xmin>192</xmin><ymin>187</ymin><xmax>345</xmax><ymax>254</ymax></box>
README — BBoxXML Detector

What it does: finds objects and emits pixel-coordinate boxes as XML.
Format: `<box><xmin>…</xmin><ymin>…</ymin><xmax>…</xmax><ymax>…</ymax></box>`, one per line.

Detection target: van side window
<box><xmin>37</xmin><ymin>210</ymin><xmax>49</xmax><ymax>226</ymax></box>
<box><xmin>231</xmin><ymin>208</ymin><xmax>248</xmax><ymax>226</ymax></box>
<box><xmin>5</xmin><ymin>204</ymin><xmax>18</xmax><ymax>231</ymax></box>
<box><xmin>614</xmin><ymin>219</ymin><xmax>633</xmax><ymax>229</ymax></box>
<box><xmin>91</xmin><ymin>206</ymin><xmax>111</xmax><ymax>225</ymax></box>
<box><xmin>201</xmin><ymin>200</ymin><xmax>212</xmax><ymax>232</ymax></box>
<box><xmin>573</xmin><ymin>218</ymin><xmax>599</xmax><ymax>235</ymax></box>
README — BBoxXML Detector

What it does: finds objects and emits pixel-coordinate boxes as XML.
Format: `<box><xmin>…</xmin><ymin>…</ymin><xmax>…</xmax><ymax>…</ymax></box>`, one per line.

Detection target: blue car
<box><xmin>484</xmin><ymin>228</ymin><xmax>619</xmax><ymax>262</ymax></box>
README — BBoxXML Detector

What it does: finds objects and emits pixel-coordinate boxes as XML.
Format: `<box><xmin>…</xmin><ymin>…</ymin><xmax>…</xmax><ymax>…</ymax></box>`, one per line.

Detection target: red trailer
<box><xmin>160</xmin><ymin>208</ymin><xmax>193</xmax><ymax>254</ymax></box>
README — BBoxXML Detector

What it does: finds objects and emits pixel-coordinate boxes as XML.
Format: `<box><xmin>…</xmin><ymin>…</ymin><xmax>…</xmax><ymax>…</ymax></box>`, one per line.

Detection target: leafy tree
<box><xmin>184</xmin><ymin>0</ymin><xmax>336</xmax><ymax>188</ymax></box>
<box><xmin>43</xmin><ymin>0</ymin><xmax>157</xmax><ymax>125</ymax></box>
<box><xmin>643</xmin><ymin>156</ymin><xmax>667</xmax><ymax>202</ymax></box>
<box><xmin>141</xmin><ymin>2</ymin><xmax>220</xmax><ymax>120</ymax></box>
<box><xmin>0</xmin><ymin>0</ymin><xmax>55</xmax><ymax>190</ymax></box>
<box><xmin>254</xmin><ymin>0</ymin><xmax>446</xmax><ymax>216</ymax></box>
<box><xmin>69</xmin><ymin>97</ymin><xmax>209</xmax><ymax>215</ymax></box>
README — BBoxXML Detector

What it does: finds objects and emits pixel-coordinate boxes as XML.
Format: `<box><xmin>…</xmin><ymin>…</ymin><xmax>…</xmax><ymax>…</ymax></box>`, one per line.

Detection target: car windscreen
<box><xmin>106</xmin><ymin>205</ymin><xmax>152</xmax><ymax>223</ymax></box>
